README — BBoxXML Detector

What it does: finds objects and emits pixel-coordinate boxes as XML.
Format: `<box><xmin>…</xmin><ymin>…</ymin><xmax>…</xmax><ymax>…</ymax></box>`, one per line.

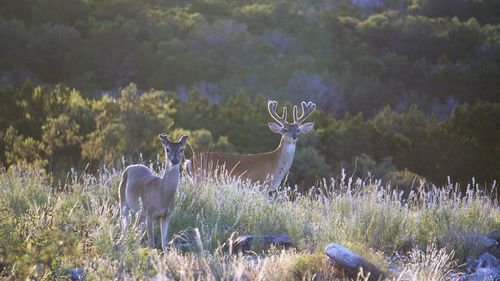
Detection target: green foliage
<box><xmin>0</xmin><ymin>0</ymin><xmax>499</xmax><ymax>189</ymax></box>
<box><xmin>291</xmin><ymin>252</ymin><xmax>334</xmax><ymax>280</ymax></box>
<box><xmin>82</xmin><ymin>83</ymin><xmax>175</xmax><ymax>165</ymax></box>
<box><xmin>42</xmin><ymin>115</ymin><xmax>82</xmax><ymax>169</ymax></box>
<box><xmin>413</xmin><ymin>0</ymin><xmax>500</xmax><ymax>24</ymax></box>
<box><xmin>0</xmin><ymin>18</ymin><xmax>31</xmax><ymax>70</ymax></box>
<box><xmin>0</xmin><ymin>0</ymin><xmax>499</xmax><ymax>277</ymax></box>
<box><xmin>0</xmin><ymin>0</ymin><xmax>498</xmax><ymax>114</ymax></box>
<box><xmin>444</xmin><ymin>101</ymin><xmax>500</xmax><ymax>183</ymax></box>
<box><xmin>387</xmin><ymin>169</ymin><xmax>426</xmax><ymax>195</ymax></box>
<box><xmin>289</xmin><ymin>146</ymin><xmax>332</xmax><ymax>188</ymax></box>
<box><xmin>170</xmin><ymin>128</ymin><xmax>236</xmax><ymax>158</ymax></box>
<box><xmin>1</xmin><ymin>81</ymin><xmax>498</xmax><ymax>188</ymax></box>
<box><xmin>27</xmin><ymin>24</ymin><xmax>82</xmax><ymax>82</ymax></box>
<box><xmin>1</xmin><ymin>164</ymin><xmax>498</xmax><ymax>279</ymax></box>
<box><xmin>32</xmin><ymin>0</ymin><xmax>89</xmax><ymax>25</ymax></box>
<box><xmin>1</xmin><ymin>126</ymin><xmax>47</xmax><ymax>168</ymax></box>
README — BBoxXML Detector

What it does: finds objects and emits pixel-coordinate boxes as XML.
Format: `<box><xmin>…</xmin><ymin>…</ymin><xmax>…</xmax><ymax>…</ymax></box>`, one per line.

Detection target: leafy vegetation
<box><xmin>1</xmin><ymin>0</ymin><xmax>499</xmax><ymax>107</ymax></box>
<box><xmin>1</xmin><ymin>0</ymin><xmax>499</xmax><ymax>279</ymax></box>
<box><xmin>0</xmin><ymin>164</ymin><xmax>498</xmax><ymax>279</ymax></box>
<box><xmin>1</xmin><ymin>0</ymin><xmax>499</xmax><ymax>188</ymax></box>
<box><xmin>1</xmin><ymin>82</ymin><xmax>499</xmax><ymax>188</ymax></box>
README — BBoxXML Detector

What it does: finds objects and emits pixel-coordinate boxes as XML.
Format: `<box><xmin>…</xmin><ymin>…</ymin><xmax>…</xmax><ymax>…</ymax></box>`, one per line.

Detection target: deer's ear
<box><xmin>159</xmin><ymin>133</ymin><xmax>170</xmax><ymax>143</ymax></box>
<box><xmin>268</xmin><ymin>122</ymin><xmax>283</xmax><ymax>134</ymax></box>
<box><xmin>178</xmin><ymin>134</ymin><xmax>189</xmax><ymax>144</ymax></box>
<box><xmin>299</xmin><ymin>122</ymin><xmax>314</xmax><ymax>134</ymax></box>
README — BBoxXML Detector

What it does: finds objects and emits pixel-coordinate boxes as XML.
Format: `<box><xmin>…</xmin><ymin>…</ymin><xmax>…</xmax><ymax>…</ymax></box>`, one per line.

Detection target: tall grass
<box><xmin>0</xmin><ymin>164</ymin><xmax>498</xmax><ymax>280</ymax></box>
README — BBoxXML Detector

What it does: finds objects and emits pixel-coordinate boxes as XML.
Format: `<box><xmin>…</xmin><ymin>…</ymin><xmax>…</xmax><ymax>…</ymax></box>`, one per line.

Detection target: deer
<box><xmin>185</xmin><ymin>100</ymin><xmax>316</xmax><ymax>190</ymax></box>
<box><xmin>119</xmin><ymin>133</ymin><xmax>189</xmax><ymax>251</ymax></box>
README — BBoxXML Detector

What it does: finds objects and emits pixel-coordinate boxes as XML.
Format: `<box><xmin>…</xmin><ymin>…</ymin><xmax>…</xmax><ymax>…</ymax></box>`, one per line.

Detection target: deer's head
<box><xmin>267</xmin><ymin>100</ymin><xmax>316</xmax><ymax>143</ymax></box>
<box><xmin>159</xmin><ymin>134</ymin><xmax>189</xmax><ymax>165</ymax></box>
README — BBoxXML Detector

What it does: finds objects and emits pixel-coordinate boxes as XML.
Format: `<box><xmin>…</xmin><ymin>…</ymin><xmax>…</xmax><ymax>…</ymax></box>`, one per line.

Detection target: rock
<box><xmin>466</xmin><ymin>257</ymin><xmax>481</xmax><ymax>272</ymax></box>
<box><xmin>397</xmin><ymin>238</ymin><xmax>422</xmax><ymax>254</ymax></box>
<box><xmin>68</xmin><ymin>268</ymin><xmax>84</xmax><ymax>281</ymax></box>
<box><xmin>227</xmin><ymin>234</ymin><xmax>292</xmax><ymax>254</ymax></box>
<box><xmin>477</xmin><ymin>253</ymin><xmax>498</xmax><ymax>268</ymax></box>
<box><xmin>487</xmin><ymin>230</ymin><xmax>500</xmax><ymax>242</ymax></box>
<box><xmin>463</xmin><ymin>251</ymin><xmax>500</xmax><ymax>281</ymax></box>
<box><xmin>437</xmin><ymin>232</ymin><xmax>498</xmax><ymax>258</ymax></box>
<box><xmin>325</xmin><ymin>243</ymin><xmax>386</xmax><ymax>281</ymax></box>
<box><xmin>262</xmin><ymin>234</ymin><xmax>292</xmax><ymax>247</ymax></box>
<box><xmin>169</xmin><ymin>227</ymin><xmax>203</xmax><ymax>253</ymax></box>
<box><xmin>230</xmin><ymin>235</ymin><xmax>253</xmax><ymax>253</ymax></box>
<box><xmin>486</xmin><ymin>230</ymin><xmax>500</xmax><ymax>259</ymax></box>
<box><xmin>468</xmin><ymin>267</ymin><xmax>500</xmax><ymax>281</ymax></box>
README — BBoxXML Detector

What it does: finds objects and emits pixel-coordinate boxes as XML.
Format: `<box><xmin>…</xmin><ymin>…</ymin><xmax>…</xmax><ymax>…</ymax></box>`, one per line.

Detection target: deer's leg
<box><xmin>134</xmin><ymin>208</ymin><xmax>145</xmax><ymax>229</ymax></box>
<box><xmin>120</xmin><ymin>205</ymin><xmax>129</xmax><ymax>235</ymax></box>
<box><xmin>118</xmin><ymin>172</ymin><xmax>128</xmax><ymax>236</ymax></box>
<box><xmin>160</xmin><ymin>216</ymin><xmax>170</xmax><ymax>251</ymax></box>
<box><xmin>119</xmin><ymin>205</ymin><xmax>129</xmax><ymax>246</ymax></box>
<box><xmin>146</xmin><ymin>215</ymin><xmax>155</xmax><ymax>248</ymax></box>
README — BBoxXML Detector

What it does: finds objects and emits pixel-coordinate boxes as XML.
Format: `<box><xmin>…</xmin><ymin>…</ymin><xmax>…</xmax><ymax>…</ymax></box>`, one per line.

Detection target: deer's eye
<box><xmin>283</xmin><ymin>128</ymin><xmax>289</xmax><ymax>132</ymax></box>
<box><xmin>166</xmin><ymin>148</ymin><xmax>171</xmax><ymax>153</ymax></box>
<box><xmin>180</xmin><ymin>148</ymin><xmax>185</xmax><ymax>153</ymax></box>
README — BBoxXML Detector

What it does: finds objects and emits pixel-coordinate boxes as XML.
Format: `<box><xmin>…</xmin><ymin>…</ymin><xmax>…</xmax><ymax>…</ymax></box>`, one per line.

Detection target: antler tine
<box><xmin>268</xmin><ymin>100</ymin><xmax>288</xmax><ymax>126</ymax></box>
<box><xmin>293</xmin><ymin>105</ymin><xmax>299</xmax><ymax>123</ymax></box>
<box><xmin>295</xmin><ymin>101</ymin><xmax>316</xmax><ymax>125</ymax></box>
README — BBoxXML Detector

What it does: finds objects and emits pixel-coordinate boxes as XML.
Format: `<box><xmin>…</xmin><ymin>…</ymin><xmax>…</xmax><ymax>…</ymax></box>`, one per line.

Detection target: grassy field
<box><xmin>0</xmin><ymin>163</ymin><xmax>498</xmax><ymax>280</ymax></box>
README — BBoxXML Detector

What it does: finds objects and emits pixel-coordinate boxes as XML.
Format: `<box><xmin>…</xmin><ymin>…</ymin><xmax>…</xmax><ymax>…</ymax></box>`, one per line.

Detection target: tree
<box><xmin>445</xmin><ymin>101</ymin><xmax>500</xmax><ymax>183</ymax></box>
<box><xmin>0</xmin><ymin>18</ymin><xmax>30</xmax><ymax>71</ymax></box>
<box><xmin>26</xmin><ymin>24</ymin><xmax>81</xmax><ymax>82</ymax></box>
<box><xmin>32</xmin><ymin>0</ymin><xmax>89</xmax><ymax>25</ymax></box>
<box><xmin>82</xmin><ymin>84</ymin><xmax>176</xmax><ymax>166</ymax></box>
<box><xmin>0</xmin><ymin>127</ymin><xmax>47</xmax><ymax>169</ymax></box>
<box><xmin>41</xmin><ymin>114</ymin><xmax>82</xmax><ymax>171</ymax></box>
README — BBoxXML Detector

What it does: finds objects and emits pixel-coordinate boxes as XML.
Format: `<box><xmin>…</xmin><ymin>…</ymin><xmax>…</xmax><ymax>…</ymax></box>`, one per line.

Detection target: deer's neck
<box><xmin>162</xmin><ymin>161</ymin><xmax>180</xmax><ymax>192</ymax></box>
<box><xmin>271</xmin><ymin>137</ymin><xmax>296</xmax><ymax>188</ymax></box>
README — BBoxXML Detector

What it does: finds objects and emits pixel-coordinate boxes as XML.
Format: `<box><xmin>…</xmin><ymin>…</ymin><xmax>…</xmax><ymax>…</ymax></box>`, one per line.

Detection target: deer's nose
<box><xmin>171</xmin><ymin>159</ymin><xmax>180</xmax><ymax>165</ymax></box>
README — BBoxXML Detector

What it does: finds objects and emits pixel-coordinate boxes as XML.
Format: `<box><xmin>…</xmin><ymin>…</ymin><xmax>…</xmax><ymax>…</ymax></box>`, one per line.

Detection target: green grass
<box><xmin>0</xmin><ymin>164</ymin><xmax>498</xmax><ymax>280</ymax></box>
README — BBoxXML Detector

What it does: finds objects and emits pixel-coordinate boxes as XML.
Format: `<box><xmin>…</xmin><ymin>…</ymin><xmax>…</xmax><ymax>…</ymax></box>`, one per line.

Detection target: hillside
<box><xmin>0</xmin><ymin>164</ymin><xmax>498</xmax><ymax>279</ymax></box>
<box><xmin>1</xmin><ymin>0</ymin><xmax>499</xmax><ymax>114</ymax></box>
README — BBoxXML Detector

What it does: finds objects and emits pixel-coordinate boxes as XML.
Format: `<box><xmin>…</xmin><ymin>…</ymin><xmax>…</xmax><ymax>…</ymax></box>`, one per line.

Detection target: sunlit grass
<box><xmin>0</xmin><ymin>164</ymin><xmax>498</xmax><ymax>280</ymax></box>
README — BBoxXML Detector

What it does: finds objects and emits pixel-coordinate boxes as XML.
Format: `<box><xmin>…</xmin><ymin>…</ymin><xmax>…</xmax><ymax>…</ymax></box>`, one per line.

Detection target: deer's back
<box><xmin>123</xmin><ymin>164</ymin><xmax>161</xmax><ymax>211</ymax></box>
<box><xmin>189</xmin><ymin>151</ymin><xmax>277</xmax><ymax>184</ymax></box>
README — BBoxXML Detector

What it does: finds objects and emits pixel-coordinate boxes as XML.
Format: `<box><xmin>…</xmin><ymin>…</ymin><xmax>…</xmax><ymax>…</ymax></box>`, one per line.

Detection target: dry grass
<box><xmin>0</xmin><ymin>164</ymin><xmax>498</xmax><ymax>280</ymax></box>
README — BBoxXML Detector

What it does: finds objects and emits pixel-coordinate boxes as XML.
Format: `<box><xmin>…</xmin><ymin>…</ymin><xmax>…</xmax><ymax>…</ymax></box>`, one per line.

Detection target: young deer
<box><xmin>119</xmin><ymin>134</ymin><xmax>189</xmax><ymax>250</ymax></box>
<box><xmin>186</xmin><ymin>100</ymin><xmax>316</xmax><ymax>190</ymax></box>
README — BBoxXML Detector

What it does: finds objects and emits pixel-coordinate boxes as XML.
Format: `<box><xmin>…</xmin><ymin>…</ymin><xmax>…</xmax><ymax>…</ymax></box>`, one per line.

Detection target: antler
<box><xmin>293</xmin><ymin>101</ymin><xmax>316</xmax><ymax>125</ymax></box>
<box><xmin>268</xmin><ymin>100</ymin><xmax>288</xmax><ymax>126</ymax></box>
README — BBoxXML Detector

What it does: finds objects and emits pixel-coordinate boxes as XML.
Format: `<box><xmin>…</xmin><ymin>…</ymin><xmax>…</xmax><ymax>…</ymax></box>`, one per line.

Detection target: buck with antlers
<box><xmin>119</xmin><ymin>133</ymin><xmax>189</xmax><ymax>250</ymax></box>
<box><xmin>186</xmin><ymin>100</ymin><xmax>316</xmax><ymax>190</ymax></box>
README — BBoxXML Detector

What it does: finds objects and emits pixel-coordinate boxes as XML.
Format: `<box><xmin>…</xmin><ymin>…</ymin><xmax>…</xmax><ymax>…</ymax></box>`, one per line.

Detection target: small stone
<box><xmin>169</xmin><ymin>227</ymin><xmax>203</xmax><ymax>253</ymax></box>
<box><xmin>477</xmin><ymin>252</ymin><xmax>498</xmax><ymax>268</ymax></box>
<box><xmin>466</xmin><ymin>257</ymin><xmax>480</xmax><ymax>273</ymax></box>
<box><xmin>468</xmin><ymin>267</ymin><xmax>500</xmax><ymax>281</ymax></box>
<box><xmin>226</xmin><ymin>234</ymin><xmax>292</xmax><ymax>254</ymax></box>
<box><xmin>325</xmin><ymin>243</ymin><xmax>386</xmax><ymax>281</ymax></box>
<box><xmin>68</xmin><ymin>268</ymin><xmax>84</xmax><ymax>281</ymax></box>
<box><xmin>487</xmin><ymin>230</ymin><xmax>500</xmax><ymax>242</ymax></box>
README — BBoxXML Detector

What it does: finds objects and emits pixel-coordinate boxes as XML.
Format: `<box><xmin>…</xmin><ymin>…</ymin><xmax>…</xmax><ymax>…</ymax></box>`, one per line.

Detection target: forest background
<box><xmin>1</xmin><ymin>0</ymin><xmax>499</xmax><ymax>190</ymax></box>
